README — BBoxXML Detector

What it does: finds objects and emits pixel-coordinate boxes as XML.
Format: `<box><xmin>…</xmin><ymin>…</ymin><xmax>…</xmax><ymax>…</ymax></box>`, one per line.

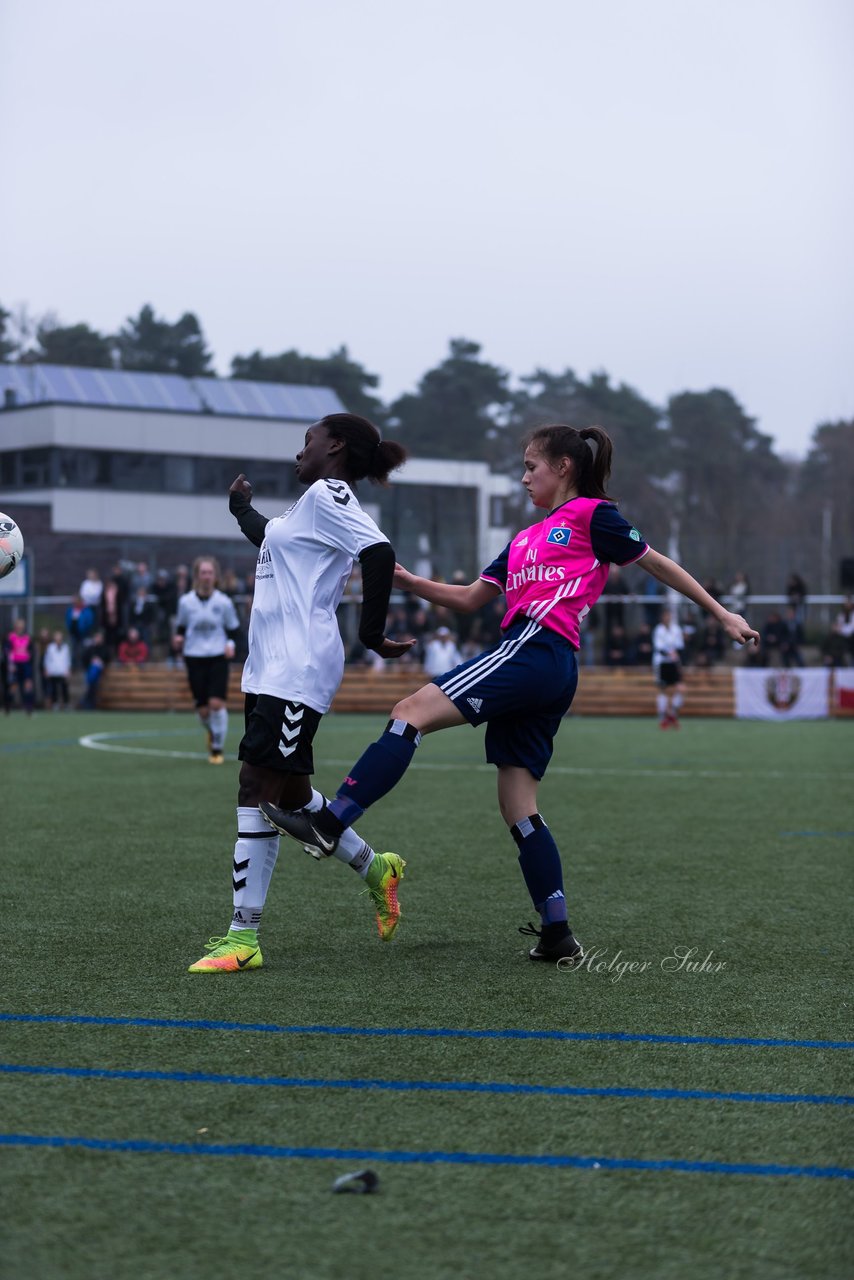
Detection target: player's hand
<box><xmin>224</xmin><ymin>640</ymin><xmax>236</xmax><ymax>659</ymax></box>
<box><xmin>229</xmin><ymin>474</ymin><xmax>253</xmax><ymax>501</ymax></box>
<box><xmin>375</xmin><ymin>637</ymin><xmax>418</xmax><ymax>660</ymax></box>
<box><xmin>173</xmin><ymin>634</ymin><xmax>184</xmax><ymax>650</ymax></box>
<box><xmin>393</xmin><ymin>563</ymin><xmax>418</xmax><ymax>591</ymax></box>
<box><xmin>720</xmin><ymin>611</ymin><xmax>759</xmax><ymax>646</ymax></box>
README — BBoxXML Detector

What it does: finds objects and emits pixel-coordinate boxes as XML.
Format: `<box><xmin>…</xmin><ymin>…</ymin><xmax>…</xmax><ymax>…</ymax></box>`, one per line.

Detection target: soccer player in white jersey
<box><xmin>263</xmin><ymin>424</ymin><xmax>759</xmax><ymax>965</ymax></box>
<box><xmin>175</xmin><ymin>557</ymin><xmax>241</xmax><ymax>763</ymax></box>
<box><xmin>189</xmin><ymin>413</ymin><xmax>414</xmax><ymax>973</ymax></box>
<box><xmin>652</xmin><ymin>607</ymin><xmax>686</xmax><ymax>728</ymax></box>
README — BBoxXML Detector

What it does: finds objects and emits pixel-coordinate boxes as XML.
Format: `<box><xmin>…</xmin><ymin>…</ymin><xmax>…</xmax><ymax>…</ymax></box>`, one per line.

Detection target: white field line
<box><xmin>76</xmin><ymin>732</ymin><xmax>848</xmax><ymax>780</ymax></box>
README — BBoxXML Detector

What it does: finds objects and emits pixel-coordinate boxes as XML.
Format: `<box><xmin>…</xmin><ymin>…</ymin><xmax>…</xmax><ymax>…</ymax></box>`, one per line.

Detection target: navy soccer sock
<box><xmin>322</xmin><ymin>719</ymin><xmax>423</xmax><ymax>832</ymax></box>
<box><xmin>511</xmin><ymin>814</ymin><xmax>569</xmax><ymax>935</ymax></box>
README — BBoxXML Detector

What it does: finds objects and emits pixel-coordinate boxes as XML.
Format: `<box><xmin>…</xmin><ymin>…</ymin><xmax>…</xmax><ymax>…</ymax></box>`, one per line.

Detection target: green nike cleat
<box><xmin>188</xmin><ymin>934</ymin><xmax>262</xmax><ymax>972</ymax></box>
<box><xmin>363</xmin><ymin>852</ymin><xmax>406</xmax><ymax>941</ymax></box>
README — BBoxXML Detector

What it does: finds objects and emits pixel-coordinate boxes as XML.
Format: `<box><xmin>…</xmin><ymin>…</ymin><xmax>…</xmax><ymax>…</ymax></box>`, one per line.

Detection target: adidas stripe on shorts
<box><xmin>434</xmin><ymin>618</ymin><xmax>578</xmax><ymax>780</ymax></box>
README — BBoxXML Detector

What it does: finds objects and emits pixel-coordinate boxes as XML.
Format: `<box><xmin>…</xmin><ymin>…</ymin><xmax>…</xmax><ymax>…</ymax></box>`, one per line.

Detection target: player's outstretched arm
<box><xmin>393</xmin><ymin>564</ymin><xmax>500</xmax><ymax>614</ymax></box>
<box><xmin>639</xmin><ymin>548</ymin><xmax>759</xmax><ymax>645</ymax></box>
<box><xmin>228</xmin><ymin>474</ymin><xmax>270</xmax><ymax>548</ymax></box>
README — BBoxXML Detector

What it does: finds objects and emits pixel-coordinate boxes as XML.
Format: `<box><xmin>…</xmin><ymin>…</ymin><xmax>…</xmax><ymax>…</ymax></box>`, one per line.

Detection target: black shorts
<box><xmin>238</xmin><ymin>694</ymin><xmax>322</xmax><ymax>774</ymax></box>
<box><xmin>657</xmin><ymin>661</ymin><xmax>682</xmax><ymax>688</ymax></box>
<box><xmin>185</xmin><ymin>655</ymin><xmax>230</xmax><ymax>706</ymax></box>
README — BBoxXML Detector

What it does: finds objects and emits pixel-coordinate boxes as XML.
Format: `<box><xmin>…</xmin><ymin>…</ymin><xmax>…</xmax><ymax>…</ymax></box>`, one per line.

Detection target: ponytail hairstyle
<box><xmin>525</xmin><ymin>423</ymin><xmax>614</xmax><ymax>501</ymax></box>
<box><xmin>320</xmin><ymin>413</ymin><xmax>407</xmax><ymax>486</ymax></box>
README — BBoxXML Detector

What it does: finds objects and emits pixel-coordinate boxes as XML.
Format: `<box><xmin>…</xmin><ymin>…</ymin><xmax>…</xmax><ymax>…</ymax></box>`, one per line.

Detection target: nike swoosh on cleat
<box><xmin>236</xmin><ymin>951</ymin><xmax>259</xmax><ymax>968</ymax></box>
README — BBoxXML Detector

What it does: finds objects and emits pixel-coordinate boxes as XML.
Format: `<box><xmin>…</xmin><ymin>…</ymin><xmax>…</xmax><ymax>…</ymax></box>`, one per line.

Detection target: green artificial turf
<box><xmin>1</xmin><ymin>709</ymin><xmax>852</xmax><ymax>1279</ymax></box>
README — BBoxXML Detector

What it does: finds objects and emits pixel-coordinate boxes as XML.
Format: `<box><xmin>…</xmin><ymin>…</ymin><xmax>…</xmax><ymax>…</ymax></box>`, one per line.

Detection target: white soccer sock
<box><xmin>656</xmin><ymin>693</ymin><xmax>668</xmax><ymax>717</ymax></box>
<box><xmin>209</xmin><ymin>706</ymin><xmax>228</xmax><ymax>751</ymax></box>
<box><xmin>230</xmin><ymin>806</ymin><xmax>279</xmax><ymax>933</ymax></box>
<box><xmin>306</xmin><ymin>787</ymin><xmax>376</xmax><ymax>877</ymax></box>
<box><xmin>672</xmin><ymin>693</ymin><xmax>683</xmax><ymax>712</ymax></box>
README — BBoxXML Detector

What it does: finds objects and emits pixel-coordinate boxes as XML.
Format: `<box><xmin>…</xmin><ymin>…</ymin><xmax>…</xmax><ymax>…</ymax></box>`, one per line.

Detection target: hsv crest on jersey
<box><xmin>546</xmin><ymin>527</ymin><xmax>572</xmax><ymax>546</ymax></box>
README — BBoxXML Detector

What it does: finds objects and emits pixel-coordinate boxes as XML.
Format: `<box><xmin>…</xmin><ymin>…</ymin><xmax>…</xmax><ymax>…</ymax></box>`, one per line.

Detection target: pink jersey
<box><xmin>7</xmin><ymin>631</ymin><xmax>32</xmax><ymax>663</ymax></box>
<box><xmin>481</xmin><ymin>497</ymin><xmax>648</xmax><ymax>648</ymax></box>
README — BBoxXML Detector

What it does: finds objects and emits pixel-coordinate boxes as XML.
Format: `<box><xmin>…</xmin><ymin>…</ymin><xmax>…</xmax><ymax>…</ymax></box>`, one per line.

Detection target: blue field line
<box><xmin>1</xmin><ymin>1134</ymin><xmax>851</xmax><ymax>1180</ymax></box>
<box><xmin>3</xmin><ymin>1061</ymin><xmax>850</xmax><ymax>1107</ymax></box>
<box><xmin>2</xmin><ymin>1011</ymin><xmax>852</xmax><ymax>1050</ymax></box>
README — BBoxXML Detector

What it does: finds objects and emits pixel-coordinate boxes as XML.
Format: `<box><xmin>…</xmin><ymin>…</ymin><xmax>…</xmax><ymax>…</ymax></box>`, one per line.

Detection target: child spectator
<box><xmin>44</xmin><ymin>630</ymin><xmax>72</xmax><ymax>709</ymax></box>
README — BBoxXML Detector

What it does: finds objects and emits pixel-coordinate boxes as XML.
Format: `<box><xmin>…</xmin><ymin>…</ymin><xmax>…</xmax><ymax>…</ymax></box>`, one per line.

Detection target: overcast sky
<box><xmin>2</xmin><ymin>0</ymin><xmax>852</xmax><ymax>458</ymax></box>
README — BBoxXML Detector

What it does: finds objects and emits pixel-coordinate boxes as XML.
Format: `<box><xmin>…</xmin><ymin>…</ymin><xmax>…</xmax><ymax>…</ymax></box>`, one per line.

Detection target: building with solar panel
<box><xmin>0</xmin><ymin>364</ymin><xmax>512</xmax><ymax>597</ymax></box>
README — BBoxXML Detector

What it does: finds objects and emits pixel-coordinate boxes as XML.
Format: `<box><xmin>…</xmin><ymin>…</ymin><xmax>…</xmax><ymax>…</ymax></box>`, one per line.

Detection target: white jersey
<box><xmin>177</xmin><ymin>589</ymin><xmax>240</xmax><ymax>657</ymax></box>
<box><xmin>241</xmin><ymin>478</ymin><xmax>388</xmax><ymax>713</ymax></box>
<box><xmin>652</xmin><ymin>621</ymin><xmax>684</xmax><ymax>666</ymax></box>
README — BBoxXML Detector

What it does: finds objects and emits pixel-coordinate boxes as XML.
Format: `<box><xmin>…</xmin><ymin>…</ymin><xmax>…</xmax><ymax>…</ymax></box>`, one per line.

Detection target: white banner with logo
<box><xmin>733</xmin><ymin>669</ymin><xmax>830</xmax><ymax>720</ymax></box>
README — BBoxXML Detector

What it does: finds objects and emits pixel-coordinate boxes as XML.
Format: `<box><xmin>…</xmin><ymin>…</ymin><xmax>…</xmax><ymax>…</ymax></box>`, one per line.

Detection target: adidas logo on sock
<box><xmin>467</xmin><ymin>696</ymin><xmax>483</xmax><ymax>713</ymax></box>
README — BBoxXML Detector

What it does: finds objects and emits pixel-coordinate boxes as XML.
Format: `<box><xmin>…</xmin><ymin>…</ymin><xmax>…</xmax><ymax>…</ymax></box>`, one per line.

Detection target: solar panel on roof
<box><xmin>0</xmin><ymin>363</ymin><xmax>344</xmax><ymax>419</ymax></box>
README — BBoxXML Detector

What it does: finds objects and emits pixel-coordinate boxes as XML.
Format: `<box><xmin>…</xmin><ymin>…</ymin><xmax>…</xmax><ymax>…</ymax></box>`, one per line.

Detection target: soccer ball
<box><xmin>0</xmin><ymin>513</ymin><xmax>24</xmax><ymax>580</ymax></box>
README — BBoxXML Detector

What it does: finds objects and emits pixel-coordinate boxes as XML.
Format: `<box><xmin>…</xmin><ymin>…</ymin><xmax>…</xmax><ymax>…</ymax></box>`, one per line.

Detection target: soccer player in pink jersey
<box><xmin>262</xmin><ymin>424</ymin><xmax>759</xmax><ymax>964</ymax></box>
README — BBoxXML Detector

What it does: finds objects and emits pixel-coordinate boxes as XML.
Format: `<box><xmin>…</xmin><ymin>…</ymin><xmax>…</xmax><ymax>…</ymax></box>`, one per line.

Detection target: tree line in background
<box><xmin>1</xmin><ymin>302</ymin><xmax>852</xmax><ymax>595</ymax></box>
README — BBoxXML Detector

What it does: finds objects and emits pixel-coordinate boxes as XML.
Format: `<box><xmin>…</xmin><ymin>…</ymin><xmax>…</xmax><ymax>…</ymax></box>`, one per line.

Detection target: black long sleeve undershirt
<box><xmin>357</xmin><ymin>542</ymin><xmax>396</xmax><ymax>652</ymax></box>
<box><xmin>229</xmin><ymin>489</ymin><xmax>269</xmax><ymax>548</ymax></box>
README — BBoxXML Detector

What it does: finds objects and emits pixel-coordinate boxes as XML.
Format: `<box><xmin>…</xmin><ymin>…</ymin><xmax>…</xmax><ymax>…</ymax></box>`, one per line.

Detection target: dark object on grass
<box><xmin>331</xmin><ymin>1168</ymin><xmax>380</xmax><ymax>1194</ymax></box>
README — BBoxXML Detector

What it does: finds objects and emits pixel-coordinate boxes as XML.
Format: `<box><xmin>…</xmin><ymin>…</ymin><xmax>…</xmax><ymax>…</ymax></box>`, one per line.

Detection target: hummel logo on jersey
<box><xmin>325</xmin><ymin>479</ymin><xmax>351</xmax><ymax>506</ymax></box>
<box><xmin>546</xmin><ymin>527</ymin><xmax>572</xmax><ymax>546</ymax></box>
<box><xmin>467</xmin><ymin>696</ymin><xmax>483</xmax><ymax>713</ymax></box>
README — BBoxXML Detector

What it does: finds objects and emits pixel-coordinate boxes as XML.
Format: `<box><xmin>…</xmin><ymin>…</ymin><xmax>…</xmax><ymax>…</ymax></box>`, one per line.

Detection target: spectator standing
<box><xmin>66</xmin><ymin>595</ymin><xmax>96</xmax><ymax>670</ymax></box>
<box><xmin>727</xmin><ymin>571</ymin><xmax>750</xmax><ymax>615</ymax></box>
<box><xmin>652</xmin><ymin>607</ymin><xmax>685</xmax><ymax>728</ymax></box>
<box><xmin>101</xmin><ymin>567</ymin><xmax>129</xmax><ymax>656</ymax></box>
<box><xmin>78</xmin><ymin>631</ymin><xmax>109</xmax><ymax>710</ymax></box>
<box><xmin>642</xmin><ymin>572</ymin><xmax>663</xmax><ymax>628</ymax></box>
<box><xmin>44</xmin><ymin>630</ymin><xmax>72</xmax><ymax>709</ymax></box>
<box><xmin>786</xmin><ymin>573</ymin><xmax>808</xmax><ymax>626</ymax></box>
<box><xmin>604</xmin><ymin>623</ymin><xmax>628</xmax><ymax>667</ymax></box>
<box><xmin>760</xmin><ymin>612</ymin><xmax>787</xmax><ymax>666</ymax></box>
<box><xmin>152</xmin><ymin>568</ymin><xmax>179</xmax><ymax>652</ymax></box>
<box><xmin>423</xmin><ymin>626</ymin><xmax>463</xmax><ymax>678</ymax></box>
<box><xmin>780</xmin><ymin>608</ymin><xmax>805</xmax><ymax>668</ymax></box>
<box><xmin>822</xmin><ymin>621</ymin><xmax>849</xmax><ymax>669</ymax></box>
<box><xmin>78</xmin><ymin>568</ymin><xmax>104</xmax><ymax>611</ymax></box>
<box><xmin>36</xmin><ymin>627</ymin><xmax>52</xmax><ymax>706</ymax></box>
<box><xmin>6</xmin><ymin>618</ymin><xmax>35</xmax><ymax>714</ymax></box>
<box><xmin>835</xmin><ymin>596</ymin><xmax>854</xmax><ymax>664</ymax></box>
<box><xmin>630</xmin><ymin>622</ymin><xmax>654</xmax><ymax>667</ymax></box>
<box><xmin>130</xmin><ymin>560</ymin><xmax>153</xmax><ymax>597</ymax></box>
<box><xmin>696</xmin><ymin>618</ymin><xmax>726</xmax><ymax>669</ymax></box>
<box><xmin>128</xmin><ymin>584</ymin><xmax>156</xmax><ymax>646</ymax></box>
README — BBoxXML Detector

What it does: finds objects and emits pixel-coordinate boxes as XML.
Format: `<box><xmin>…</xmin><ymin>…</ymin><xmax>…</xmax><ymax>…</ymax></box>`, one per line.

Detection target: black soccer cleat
<box><xmin>258</xmin><ymin>800</ymin><xmax>340</xmax><ymax>857</ymax></box>
<box><xmin>520</xmin><ymin>922</ymin><xmax>584</xmax><ymax>965</ymax></box>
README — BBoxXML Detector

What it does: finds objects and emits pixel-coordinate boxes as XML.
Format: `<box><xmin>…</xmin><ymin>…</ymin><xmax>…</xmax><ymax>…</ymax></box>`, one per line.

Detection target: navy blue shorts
<box><xmin>433</xmin><ymin>619</ymin><xmax>578</xmax><ymax>780</ymax></box>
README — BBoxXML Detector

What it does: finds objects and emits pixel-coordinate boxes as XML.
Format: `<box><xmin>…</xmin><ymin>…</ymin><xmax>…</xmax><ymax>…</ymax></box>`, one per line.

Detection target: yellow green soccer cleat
<box><xmin>188</xmin><ymin>935</ymin><xmax>263</xmax><ymax>973</ymax></box>
<box><xmin>364</xmin><ymin>852</ymin><xmax>406</xmax><ymax>942</ymax></box>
